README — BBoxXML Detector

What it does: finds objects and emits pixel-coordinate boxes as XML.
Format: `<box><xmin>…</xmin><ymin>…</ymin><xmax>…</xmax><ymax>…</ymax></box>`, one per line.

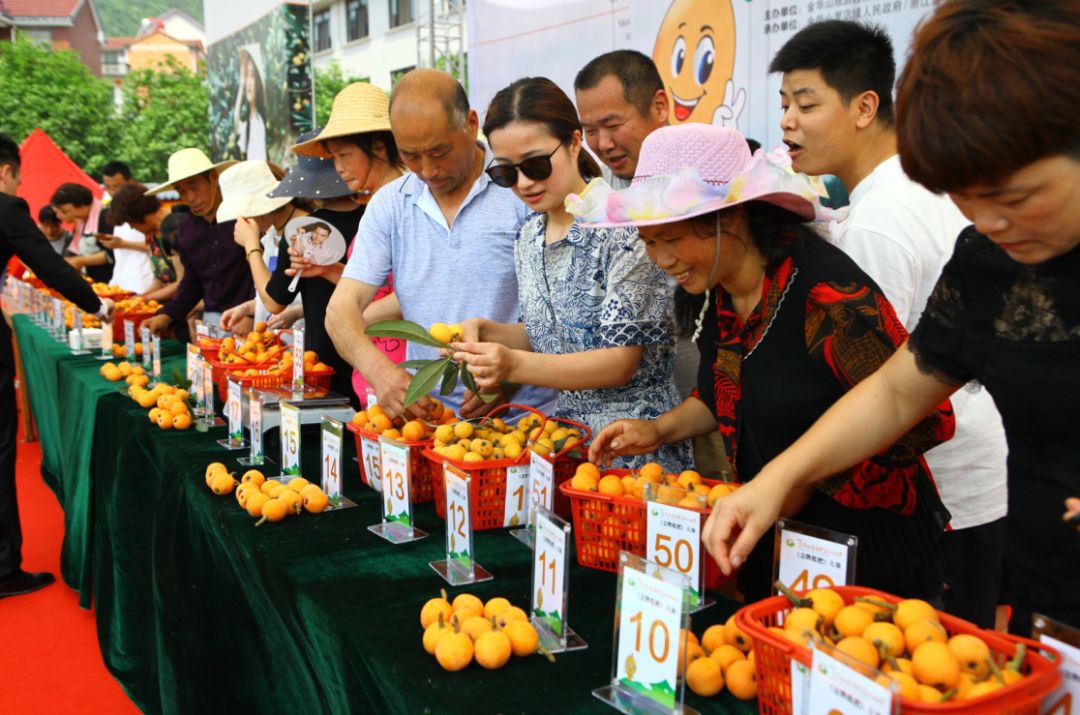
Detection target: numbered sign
<box><xmin>430</xmin><ymin>464</ymin><xmax>492</xmax><ymax>585</ymax></box>
<box><xmin>320</xmin><ymin>416</ymin><xmax>343</xmax><ymax>504</ymax></box>
<box><xmin>239</xmin><ymin>390</ymin><xmax>265</xmax><ymax>466</ymax></box>
<box><xmin>202</xmin><ymin>355</ymin><xmax>215</xmax><ymax>417</ymax></box>
<box><xmin>360</xmin><ymin>435</ymin><xmax>382</xmax><ymax>493</ymax></box>
<box><xmin>593</xmin><ymin>552</ymin><xmax>691</xmax><ymax>714</ymax></box>
<box><xmin>531</xmin><ymin>507</ymin><xmax>586</xmax><ymax>653</ymax></box>
<box><xmin>807</xmin><ymin>641</ymin><xmax>898</xmax><ymax>715</ymax></box>
<box><xmin>1034</xmin><ymin>614</ymin><xmax>1080</xmax><ymax>715</ymax></box>
<box><xmin>140</xmin><ymin>325</ymin><xmax>152</xmax><ymax>368</ymax></box>
<box><xmin>279</xmin><ymin>401</ymin><xmax>301</xmax><ymax>476</ymax></box>
<box><xmin>774</xmin><ymin>519</ymin><xmax>857</xmax><ymax>595</ymax></box>
<box><xmin>367</xmin><ymin>436</ymin><xmax>426</xmax><ymax>544</ymax></box>
<box><xmin>291</xmin><ymin>328</ymin><xmax>305</xmax><ymax>392</ymax></box>
<box><xmin>503</xmin><ymin>464</ymin><xmax>530</xmax><ymax>527</ymax></box>
<box><xmin>151</xmin><ymin>334</ymin><xmax>162</xmax><ymax>380</ymax></box>
<box><xmin>195</xmin><ymin>320</ymin><xmax>208</xmax><ymax>339</ymax></box>
<box><xmin>217</xmin><ymin>378</ymin><xmax>246</xmax><ymax>450</ymax></box>
<box><xmin>529</xmin><ymin>449</ymin><xmax>555</xmax><ymax>514</ymax></box>
<box><xmin>98</xmin><ymin>317</ymin><xmax>113</xmax><ymax>360</ymax></box>
<box><xmin>647</xmin><ymin>500</ymin><xmax>708</xmax><ymax>611</ymax></box>
<box><xmin>186</xmin><ymin>344</ymin><xmax>199</xmax><ymax>384</ymax></box>
<box><xmin>125</xmin><ymin>320</ymin><xmax>136</xmax><ymax>361</ymax></box>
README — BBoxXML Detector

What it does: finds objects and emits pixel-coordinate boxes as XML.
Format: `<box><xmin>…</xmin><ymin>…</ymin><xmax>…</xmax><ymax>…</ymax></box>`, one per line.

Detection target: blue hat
<box><xmin>267</xmin><ymin>127</ymin><xmax>352</xmax><ymax>200</ymax></box>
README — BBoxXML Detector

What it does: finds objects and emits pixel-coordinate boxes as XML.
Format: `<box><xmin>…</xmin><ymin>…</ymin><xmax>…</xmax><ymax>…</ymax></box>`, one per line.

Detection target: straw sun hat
<box><xmin>216</xmin><ymin>161</ymin><xmax>292</xmax><ymax>222</ymax></box>
<box><xmin>566</xmin><ymin>124</ymin><xmax>827</xmax><ymax>227</ymax></box>
<box><xmin>145</xmin><ymin>148</ymin><xmax>237</xmax><ymax>195</ymax></box>
<box><xmin>291</xmin><ymin>82</ymin><xmax>391</xmax><ymax>158</ymax></box>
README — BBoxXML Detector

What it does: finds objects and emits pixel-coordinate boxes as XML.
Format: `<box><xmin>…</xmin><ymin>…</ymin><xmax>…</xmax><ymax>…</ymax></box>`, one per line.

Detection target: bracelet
<box><xmin>246</xmin><ymin>247</ymin><xmax>264</xmax><ymax>259</ymax></box>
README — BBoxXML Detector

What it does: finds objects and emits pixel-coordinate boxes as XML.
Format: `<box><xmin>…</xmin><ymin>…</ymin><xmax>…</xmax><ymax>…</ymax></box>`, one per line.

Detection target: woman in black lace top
<box><xmin>703</xmin><ymin>0</ymin><xmax>1080</xmax><ymax>635</ymax></box>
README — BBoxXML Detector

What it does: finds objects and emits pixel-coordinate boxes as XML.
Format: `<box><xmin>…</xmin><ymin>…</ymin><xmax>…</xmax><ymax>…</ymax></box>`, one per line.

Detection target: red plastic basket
<box><xmin>346</xmin><ymin>422</ymin><xmax>435</xmax><ymax>503</ymax></box>
<box><xmin>735</xmin><ymin>585</ymin><xmax>1062</xmax><ymax>715</ymax></box>
<box><xmin>212</xmin><ymin>362</ymin><xmax>334</xmax><ymax>401</ymax></box>
<box><xmin>114</xmin><ymin>308</ymin><xmax>159</xmax><ymax>335</ymax></box>
<box><xmin>558</xmin><ymin>472</ymin><xmax>731</xmax><ymax>589</ymax></box>
<box><xmin>422</xmin><ymin>403</ymin><xmax>590</xmax><ymax>529</ymax></box>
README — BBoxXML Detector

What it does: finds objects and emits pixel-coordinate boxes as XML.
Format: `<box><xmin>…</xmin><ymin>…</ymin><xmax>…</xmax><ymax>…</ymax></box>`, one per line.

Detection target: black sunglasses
<box><xmin>484</xmin><ymin>144</ymin><xmax>563</xmax><ymax>188</ymax></box>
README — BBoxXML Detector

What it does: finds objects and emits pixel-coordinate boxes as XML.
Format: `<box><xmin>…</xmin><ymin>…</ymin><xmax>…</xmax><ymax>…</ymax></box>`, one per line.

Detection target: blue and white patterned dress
<box><xmin>514</xmin><ymin>213</ymin><xmax>693</xmax><ymax>472</ymax></box>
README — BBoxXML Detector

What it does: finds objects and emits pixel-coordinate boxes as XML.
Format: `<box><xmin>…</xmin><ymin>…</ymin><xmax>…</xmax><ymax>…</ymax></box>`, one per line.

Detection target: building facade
<box><xmin>0</xmin><ymin>0</ymin><xmax>105</xmax><ymax>76</ymax></box>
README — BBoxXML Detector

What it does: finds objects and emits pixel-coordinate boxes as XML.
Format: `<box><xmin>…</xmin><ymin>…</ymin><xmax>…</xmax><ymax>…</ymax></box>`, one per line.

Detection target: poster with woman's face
<box><xmin>284</xmin><ymin>216</ymin><xmax>346</xmax><ymax>265</ymax></box>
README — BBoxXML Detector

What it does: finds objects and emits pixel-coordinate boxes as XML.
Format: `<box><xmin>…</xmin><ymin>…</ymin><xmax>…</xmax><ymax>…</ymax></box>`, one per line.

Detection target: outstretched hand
<box><xmin>702</xmin><ymin>477</ymin><xmax>785</xmax><ymax>576</ymax></box>
<box><xmin>587</xmin><ymin>419</ymin><xmax>662</xmax><ymax>466</ymax></box>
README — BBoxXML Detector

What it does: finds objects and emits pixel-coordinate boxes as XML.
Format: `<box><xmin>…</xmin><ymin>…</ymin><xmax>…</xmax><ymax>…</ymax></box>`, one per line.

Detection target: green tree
<box><xmin>0</xmin><ymin>36</ymin><xmax>118</xmax><ymax>174</ymax></box>
<box><xmin>314</xmin><ymin>61</ymin><xmax>370</xmax><ymax>126</ymax></box>
<box><xmin>117</xmin><ymin>56</ymin><xmax>210</xmax><ymax>180</ymax></box>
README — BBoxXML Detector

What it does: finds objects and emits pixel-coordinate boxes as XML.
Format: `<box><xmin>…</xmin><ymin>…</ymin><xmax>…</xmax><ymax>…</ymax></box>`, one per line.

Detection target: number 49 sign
<box><xmin>774</xmin><ymin>518</ymin><xmax>858</xmax><ymax>595</ymax></box>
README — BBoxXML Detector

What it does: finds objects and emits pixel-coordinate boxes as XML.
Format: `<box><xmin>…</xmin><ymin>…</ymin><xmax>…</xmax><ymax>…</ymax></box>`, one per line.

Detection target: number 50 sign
<box><xmin>774</xmin><ymin>519</ymin><xmax>858</xmax><ymax>595</ymax></box>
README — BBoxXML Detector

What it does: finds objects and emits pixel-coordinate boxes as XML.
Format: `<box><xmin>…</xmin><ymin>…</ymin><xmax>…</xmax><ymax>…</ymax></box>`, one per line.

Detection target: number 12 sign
<box><xmin>429</xmin><ymin>463</ymin><xmax>492</xmax><ymax>585</ymax></box>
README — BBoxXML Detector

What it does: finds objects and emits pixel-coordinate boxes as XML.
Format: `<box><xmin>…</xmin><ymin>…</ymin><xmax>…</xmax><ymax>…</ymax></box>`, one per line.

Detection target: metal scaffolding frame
<box><xmin>416</xmin><ymin>0</ymin><xmax>465</xmax><ymax>80</ymax></box>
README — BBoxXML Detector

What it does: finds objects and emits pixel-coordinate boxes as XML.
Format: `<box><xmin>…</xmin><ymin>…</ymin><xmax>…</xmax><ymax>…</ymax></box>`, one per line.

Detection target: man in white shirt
<box><xmin>771</xmin><ymin>20</ymin><xmax>1009</xmax><ymax>627</ymax></box>
<box><xmin>100</xmin><ymin>161</ymin><xmax>154</xmax><ymax>293</ymax></box>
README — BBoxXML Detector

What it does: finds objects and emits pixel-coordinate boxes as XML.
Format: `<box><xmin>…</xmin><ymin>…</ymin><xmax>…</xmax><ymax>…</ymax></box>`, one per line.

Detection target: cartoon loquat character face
<box><xmin>652</xmin><ymin>0</ymin><xmax>736</xmax><ymax>124</ymax></box>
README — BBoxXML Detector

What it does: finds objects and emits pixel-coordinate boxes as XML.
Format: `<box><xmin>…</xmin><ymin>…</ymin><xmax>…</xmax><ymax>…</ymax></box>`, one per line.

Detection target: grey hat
<box><xmin>267</xmin><ymin>127</ymin><xmax>353</xmax><ymax>200</ymax></box>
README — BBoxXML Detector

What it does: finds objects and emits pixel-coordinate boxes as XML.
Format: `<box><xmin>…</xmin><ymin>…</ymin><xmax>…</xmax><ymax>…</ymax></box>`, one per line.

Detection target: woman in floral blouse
<box><xmin>572</xmin><ymin>124</ymin><xmax>955</xmax><ymax>601</ymax></box>
<box><xmin>452</xmin><ymin>77</ymin><xmax>691</xmax><ymax>472</ymax></box>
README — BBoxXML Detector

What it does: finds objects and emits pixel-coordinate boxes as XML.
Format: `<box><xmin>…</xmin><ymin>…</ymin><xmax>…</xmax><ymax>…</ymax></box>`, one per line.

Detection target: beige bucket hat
<box><xmin>291</xmin><ymin>82</ymin><xmax>391</xmax><ymax>158</ymax></box>
<box><xmin>215</xmin><ymin>161</ymin><xmax>292</xmax><ymax>222</ymax></box>
<box><xmin>145</xmin><ymin>148</ymin><xmax>237</xmax><ymax>195</ymax></box>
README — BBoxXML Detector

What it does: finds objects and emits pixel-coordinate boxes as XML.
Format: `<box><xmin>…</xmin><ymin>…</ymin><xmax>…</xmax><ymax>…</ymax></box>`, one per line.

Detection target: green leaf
<box><xmin>366</xmin><ymin>320</ymin><xmax>447</xmax><ymax>349</ymax></box>
<box><xmin>440</xmin><ymin>362</ymin><xmax>460</xmax><ymax>396</ymax></box>
<box><xmin>404</xmin><ymin>357</ymin><xmax>452</xmax><ymax>407</ymax></box>
<box><xmin>459</xmin><ymin>367</ymin><xmax>498</xmax><ymax>403</ymax></box>
<box><xmin>398</xmin><ymin>359</ymin><xmax>435</xmax><ymax>370</ymax></box>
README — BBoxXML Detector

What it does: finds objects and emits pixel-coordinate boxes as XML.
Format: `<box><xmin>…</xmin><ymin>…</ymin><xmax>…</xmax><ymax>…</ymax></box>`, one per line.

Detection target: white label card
<box><xmin>321</xmin><ymin>417</ymin><xmax>343</xmax><ymax>500</ymax></box>
<box><xmin>380</xmin><ymin>438</ymin><xmax>411</xmax><ymax>525</ymax></box>
<box><xmin>777</xmin><ymin>521</ymin><xmax>854</xmax><ymax>594</ymax></box>
<box><xmin>614</xmin><ymin>563</ymin><xmax>683</xmax><ymax>710</ymax></box>
<box><xmin>72</xmin><ymin>309</ymin><xmax>84</xmax><ymax>350</ymax></box>
<box><xmin>503</xmin><ymin>464</ymin><xmax>530</xmax><ymax>527</ymax></box>
<box><xmin>532</xmin><ymin>509</ymin><xmax>567</xmax><ymax>638</ymax></box>
<box><xmin>249</xmin><ymin>393</ymin><xmax>263</xmax><ymax>462</ymax></box>
<box><xmin>807</xmin><ymin>646</ymin><xmax>895</xmax><ymax>715</ymax></box>
<box><xmin>186</xmin><ymin>344</ymin><xmax>198</xmax><ymax>384</ymax></box>
<box><xmin>280</xmin><ymin>402</ymin><xmax>301</xmax><ymax>476</ymax></box>
<box><xmin>647</xmin><ymin>501</ymin><xmax>704</xmax><ymax>607</ymax></box>
<box><xmin>151</xmin><ymin>334</ymin><xmax>161</xmax><ymax>379</ymax></box>
<box><xmin>529</xmin><ymin>450</ymin><xmax>554</xmax><ymax>513</ymax></box>
<box><xmin>202</xmin><ymin>356</ymin><xmax>214</xmax><ymax>413</ymax></box>
<box><xmin>360</xmin><ymin>436</ymin><xmax>382</xmax><ymax>493</ymax></box>
<box><xmin>125</xmin><ymin>321</ymin><xmax>135</xmax><ymax>361</ymax></box>
<box><xmin>140</xmin><ymin>325</ymin><xmax>151</xmax><ymax>368</ymax></box>
<box><xmin>291</xmin><ymin>328</ymin><xmax>305</xmax><ymax>391</ymax></box>
<box><xmin>1039</xmin><ymin>633</ymin><xmax>1080</xmax><ymax>715</ymax></box>
<box><xmin>444</xmin><ymin>466</ymin><xmax>472</xmax><ymax>571</ymax></box>
<box><xmin>227</xmin><ymin>379</ymin><xmax>243</xmax><ymax>443</ymax></box>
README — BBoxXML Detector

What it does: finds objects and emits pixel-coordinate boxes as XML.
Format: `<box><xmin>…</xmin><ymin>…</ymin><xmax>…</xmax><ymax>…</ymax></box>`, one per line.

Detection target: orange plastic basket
<box><xmin>212</xmin><ymin>363</ymin><xmax>334</xmax><ymax>401</ymax></box>
<box><xmin>735</xmin><ymin>585</ymin><xmax>1062</xmax><ymax>715</ymax></box>
<box><xmin>346</xmin><ymin>421</ymin><xmax>435</xmax><ymax>503</ymax></box>
<box><xmin>558</xmin><ymin>472</ymin><xmax>728</xmax><ymax>589</ymax></box>
<box><xmin>422</xmin><ymin>403</ymin><xmax>589</xmax><ymax>529</ymax></box>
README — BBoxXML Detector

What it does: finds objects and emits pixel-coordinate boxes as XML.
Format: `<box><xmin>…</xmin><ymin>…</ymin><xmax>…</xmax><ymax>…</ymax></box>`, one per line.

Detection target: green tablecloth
<box><xmin>13</xmin><ymin>315</ymin><xmax>185</xmax><ymax>607</ymax></box>
<box><xmin>17</xmin><ymin>311</ymin><xmax>758</xmax><ymax>714</ymax></box>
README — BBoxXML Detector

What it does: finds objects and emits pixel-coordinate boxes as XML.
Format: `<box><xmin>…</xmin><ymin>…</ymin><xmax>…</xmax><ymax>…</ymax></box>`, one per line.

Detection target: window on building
<box><xmin>389</xmin><ymin>0</ymin><xmax>415</xmax><ymax>28</ymax></box>
<box><xmin>346</xmin><ymin>0</ymin><xmax>369</xmax><ymax>42</ymax></box>
<box><xmin>314</xmin><ymin>8</ymin><xmax>332</xmax><ymax>52</ymax></box>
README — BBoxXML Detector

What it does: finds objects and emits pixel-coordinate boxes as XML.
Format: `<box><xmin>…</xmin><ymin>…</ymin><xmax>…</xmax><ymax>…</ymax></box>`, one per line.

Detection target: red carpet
<box><xmin>0</xmin><ymin>418</ymin><xmax>140</xmax><ymax>714</ymax></box>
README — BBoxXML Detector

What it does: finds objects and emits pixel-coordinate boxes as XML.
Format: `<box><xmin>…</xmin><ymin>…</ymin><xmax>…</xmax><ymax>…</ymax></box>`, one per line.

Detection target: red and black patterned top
<box><xmin>694</xmin><ymin>236</ymin><xmax>955</xmax><ymax>516</ymax></box>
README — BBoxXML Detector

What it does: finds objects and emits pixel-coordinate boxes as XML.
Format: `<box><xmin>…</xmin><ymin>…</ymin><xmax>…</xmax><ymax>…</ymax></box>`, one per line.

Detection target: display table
<box><xmin>14</xmin><ymin>314</ymin><xmax>756</xmax><ymax>714</ymax></box>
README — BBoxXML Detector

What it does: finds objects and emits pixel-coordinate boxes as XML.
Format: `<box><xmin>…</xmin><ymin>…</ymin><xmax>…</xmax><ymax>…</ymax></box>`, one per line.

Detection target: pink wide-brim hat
<box><xmin>566</xmin><ymin>124</ymin><xmax>828</xmax><ymax>228</ymax></box>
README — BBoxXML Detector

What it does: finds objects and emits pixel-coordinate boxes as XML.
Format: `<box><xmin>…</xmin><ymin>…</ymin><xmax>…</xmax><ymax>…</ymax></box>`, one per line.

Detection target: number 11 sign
<box><xmin>430</xmin><ymin>463</ymin><xmax>492</xmax><ymax>585</ymax></box>
<box><xmin>531</xmin><ymin>506</ymin><xmax>587</xmax><ymax>654</ymax></box>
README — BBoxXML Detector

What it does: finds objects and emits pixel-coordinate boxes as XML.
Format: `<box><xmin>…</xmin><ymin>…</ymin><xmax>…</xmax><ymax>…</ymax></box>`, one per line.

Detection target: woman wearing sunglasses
<box><xmin>451</xmin><ymin>77</ymin><xmax>691</xmax><ymax>472</ymax></box>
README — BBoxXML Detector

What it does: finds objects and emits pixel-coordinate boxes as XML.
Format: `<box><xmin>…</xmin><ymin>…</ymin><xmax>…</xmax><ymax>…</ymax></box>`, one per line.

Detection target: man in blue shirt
<box><xmin>328</xmin><ymin>69</ymin><xmax>555</xmax><ymax>419</ymax></box>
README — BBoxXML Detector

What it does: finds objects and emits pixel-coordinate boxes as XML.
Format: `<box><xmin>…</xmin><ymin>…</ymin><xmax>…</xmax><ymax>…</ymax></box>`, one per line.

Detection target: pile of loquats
<box><xmin>204</xmin><ymin>463</ymin><xmax>330</xmax><ymax>524</ymax></box>
<box><xmin>767</xmin><ymin>585</ymin><xmax>1031</xmax><ymax>703</ymax></box>
<box><xmin>682</xmin><ymin>616</ymin><xmax>759</xmax><ymax>700</ymax></box>
<box><xmin>100</xmin><ymin>362</ymin><xmax>195</xmax><ymax>430</ymax></box>
<box><xmin>350</xmin><ymin>399</ymin><xmax>456</xmax><ymax>442</ymax></box>
<box><xmin>568</xmin><ymin>461</ymin><xmax>739</xmax><ymax>508</ymax></box>
<box><xmin>430</xmin><ymin>414</ymin><xmax>583</xmax><ymax>464</ymax></box>
<box><xmin>420</xmin><ymin>591</ymin><xmax>548</xmax><ymax>672</ymax></box>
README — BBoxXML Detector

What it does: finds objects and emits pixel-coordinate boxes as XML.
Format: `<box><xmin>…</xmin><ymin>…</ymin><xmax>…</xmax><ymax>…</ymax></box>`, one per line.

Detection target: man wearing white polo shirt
<box><xmin>327</xmin><ymin>69</ymin><xmax>556</xmax><ymax>419</ymax></box>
